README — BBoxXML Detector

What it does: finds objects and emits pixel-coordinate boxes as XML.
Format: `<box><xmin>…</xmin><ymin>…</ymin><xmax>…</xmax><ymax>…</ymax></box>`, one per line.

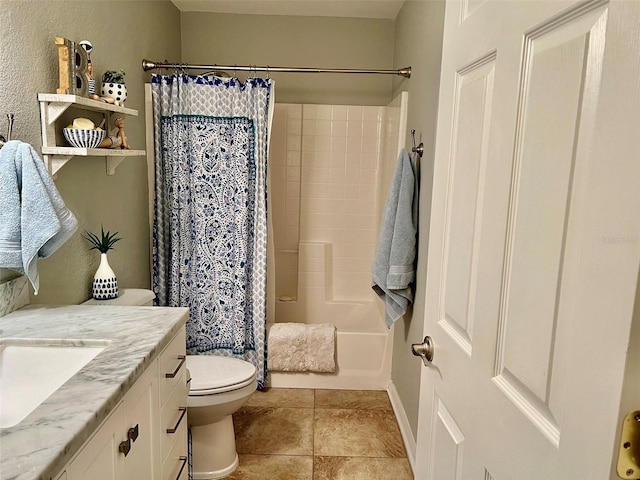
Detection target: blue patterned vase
<box><xmin>92</xmin><ymin>253</ymin><xmax>118</xmax><ymax>300</ymax></box>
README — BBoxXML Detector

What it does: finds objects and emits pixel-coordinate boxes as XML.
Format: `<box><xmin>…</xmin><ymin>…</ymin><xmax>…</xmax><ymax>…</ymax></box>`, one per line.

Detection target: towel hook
<box><xmin>411</xmin><ymin>129</ymin><xmax>424</xmax><ymax>158</ymax></box>
<box><xmin>0</xmin><ymin>114</ymin><xmax>14</xmax><ymax>148</ymax></box>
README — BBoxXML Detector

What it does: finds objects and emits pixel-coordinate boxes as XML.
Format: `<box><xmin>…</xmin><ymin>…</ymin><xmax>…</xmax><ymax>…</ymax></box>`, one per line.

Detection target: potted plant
<box><xmin>101</xmin><ymin>70</ymin><xmax>127</xmax><ymax>106</ymax></box>
<box><xmin>84</xmin><ymin>225</ymin><xmax>122</xmax><ymax>300</ymax></box>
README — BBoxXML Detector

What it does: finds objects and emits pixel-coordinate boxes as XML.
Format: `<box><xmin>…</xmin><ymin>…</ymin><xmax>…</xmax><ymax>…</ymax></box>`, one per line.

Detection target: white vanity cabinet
<box><xmin>159</xmin><ymin>329</ymin><xmax>189</xmax><ymax>480</ymax></box>
<box><xmin>56</xmin><ymin>329</ymin><xmax>188</xmax><ymax>480</ymax></box>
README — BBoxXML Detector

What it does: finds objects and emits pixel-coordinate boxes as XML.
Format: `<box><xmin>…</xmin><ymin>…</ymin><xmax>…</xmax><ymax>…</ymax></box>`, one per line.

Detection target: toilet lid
<box><xmin>186</xmin><ymin>355</ymin><xmax>256</xmax><ymax>394</ymax></box>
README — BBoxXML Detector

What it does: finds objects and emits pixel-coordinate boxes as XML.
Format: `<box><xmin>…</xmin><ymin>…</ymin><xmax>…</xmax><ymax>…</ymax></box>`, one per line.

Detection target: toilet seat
<box><xmin>186</xmin><ymin>355</ymin><xmax>256</xmax><ymax>396</ymax></box>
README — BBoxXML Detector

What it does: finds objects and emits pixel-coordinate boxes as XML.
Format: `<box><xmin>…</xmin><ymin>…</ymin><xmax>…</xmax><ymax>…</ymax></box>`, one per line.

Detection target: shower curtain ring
<box><xmin>266</xmin><ymin>65</ymin><xmax>270</xmax><ymax>79</ymax></box>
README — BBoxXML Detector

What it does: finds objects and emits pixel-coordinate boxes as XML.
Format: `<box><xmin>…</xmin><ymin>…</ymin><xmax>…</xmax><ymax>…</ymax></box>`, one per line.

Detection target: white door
<box><xmin>414</xmin><ymin>1</ymin><xmax>640</xmax><ymax>479</ymax></box>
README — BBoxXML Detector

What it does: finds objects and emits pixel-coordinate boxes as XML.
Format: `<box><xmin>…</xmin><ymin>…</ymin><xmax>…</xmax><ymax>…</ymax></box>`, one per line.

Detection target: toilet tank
<box><xmin>82</xmin><ymin>289</ymin><xmax>155</xmax><ymax>306</ymax></box>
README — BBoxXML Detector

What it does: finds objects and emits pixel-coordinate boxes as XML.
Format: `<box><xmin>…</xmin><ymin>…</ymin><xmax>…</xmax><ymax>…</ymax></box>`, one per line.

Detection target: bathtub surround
<box><xmin>0</xmin><ymin>141</ymin><xmax>78</xmax><ymax>294</ymax></box>
<box><xmin>372</xmin><ymin>149</ymin><xmax>419</xmax><ymax>327</ymax></box>
<box><xmin>268</xmin><ymin>95</ymin><xmax>406</xmax><ymax>390</ymax></box>
<box><xmin>151</xmin><ymin>74</ymin><xmax>273</xmax><ymax>388</ymax></box>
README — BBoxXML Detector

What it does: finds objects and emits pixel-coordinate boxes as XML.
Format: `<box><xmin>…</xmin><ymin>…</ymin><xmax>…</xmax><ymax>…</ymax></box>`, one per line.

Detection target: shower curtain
<box><xmin>151</xmin><ymin>74</ymin><xmax>274</xmax><ymax>388</ymax></box>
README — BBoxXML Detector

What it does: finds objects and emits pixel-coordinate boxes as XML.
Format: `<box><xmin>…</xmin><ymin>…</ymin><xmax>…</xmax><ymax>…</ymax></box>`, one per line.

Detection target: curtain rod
<box><xmin>142</xmin><ymin>59</ymin><xmax>411</xmax><ymax>78</ymax></box>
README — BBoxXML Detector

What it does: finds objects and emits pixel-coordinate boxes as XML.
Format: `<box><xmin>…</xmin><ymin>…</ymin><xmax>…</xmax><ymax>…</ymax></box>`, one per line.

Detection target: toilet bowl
<box><xmin>187</xmin><ymin>355</ymin><xmax>256</xmax><ymax>479</ymax></box>
<box><xmin>83</xmin><ymin>289</ymin><xmax>257</xmax><ymax>479</ymax></box>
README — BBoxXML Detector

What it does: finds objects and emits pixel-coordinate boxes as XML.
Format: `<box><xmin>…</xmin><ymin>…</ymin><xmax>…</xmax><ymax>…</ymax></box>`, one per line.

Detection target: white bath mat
<box><xmin>268</xmin><ymin>323</ymin><xmax>336</xmax><ymax>373</ymax></box>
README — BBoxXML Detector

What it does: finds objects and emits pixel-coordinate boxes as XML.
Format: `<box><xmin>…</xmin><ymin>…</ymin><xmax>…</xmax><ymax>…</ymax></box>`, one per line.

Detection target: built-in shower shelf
<box><xmin>38</xmin><ymin>93</ymin><xmax>145</xmax><ymax>176</ymax></box>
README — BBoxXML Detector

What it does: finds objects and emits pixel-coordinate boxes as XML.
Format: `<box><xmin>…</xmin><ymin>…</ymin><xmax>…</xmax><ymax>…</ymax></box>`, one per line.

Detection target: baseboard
<box><xmin>388</xmin><ymin>381</ymin><xmax>416</xmax><ymax>474</ymax></box>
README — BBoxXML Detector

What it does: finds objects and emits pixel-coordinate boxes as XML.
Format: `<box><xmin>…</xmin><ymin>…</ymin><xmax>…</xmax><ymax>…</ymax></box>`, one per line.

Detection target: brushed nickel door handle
<box><xmin>412</xmin><ymin>336</ymin><xmax>434</xmax><ymax>366</ymax></box>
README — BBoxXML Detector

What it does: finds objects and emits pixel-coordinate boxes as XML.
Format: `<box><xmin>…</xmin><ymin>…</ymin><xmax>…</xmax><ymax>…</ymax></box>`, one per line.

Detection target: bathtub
<box><xmin>268</xmin><ymin>299</ymin><xmax>392</xmax><ymax>390</ymax></box>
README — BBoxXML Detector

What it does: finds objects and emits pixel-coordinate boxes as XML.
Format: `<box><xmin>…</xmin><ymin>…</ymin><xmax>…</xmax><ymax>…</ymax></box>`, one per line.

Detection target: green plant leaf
<box><xmin>83</xmin><ymin>225</ymin><xmax>122</xmax><ymax>253</ymax></box>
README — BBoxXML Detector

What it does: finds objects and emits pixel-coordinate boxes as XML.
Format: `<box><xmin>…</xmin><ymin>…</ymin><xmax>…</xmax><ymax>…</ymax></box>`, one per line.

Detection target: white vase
<box><xmin>100</xmin><ymin>82</ymin><xmax>127</xmax><ymax>106</ymax></box>
<box><xmin>92</xmin><ymin>253</ymin><xmax>118</xmax><ymax>300</ymax></box>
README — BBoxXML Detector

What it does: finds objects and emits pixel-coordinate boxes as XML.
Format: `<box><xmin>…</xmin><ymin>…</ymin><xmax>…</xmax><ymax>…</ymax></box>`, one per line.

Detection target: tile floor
<box><xmin>227</xmin><ymin>388</ymin><xmax>413</xmax><ymax>479</ymax></box>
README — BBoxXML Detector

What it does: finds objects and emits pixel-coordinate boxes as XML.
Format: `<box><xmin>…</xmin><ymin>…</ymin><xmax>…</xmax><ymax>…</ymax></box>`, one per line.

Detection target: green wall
<box><xmin>181</xmin><ymin>12</ymin><xmax>396</xmax><ymax>105</ymax></box>
<box><xmin>0</xmin><ymin>0</ymin><xmax>181</xmax><ymax>303</ymax></box>
<box><xmin>391</xmin><ymin>0</ymin><xmax>446</xmax><ymax>441</ymax></box>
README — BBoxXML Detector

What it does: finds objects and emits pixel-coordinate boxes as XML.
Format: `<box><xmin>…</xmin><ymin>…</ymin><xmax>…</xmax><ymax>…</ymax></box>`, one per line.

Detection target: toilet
<box><xmin>186</xmin><ymin>355</ymin><xmax>256</xmax><ymax>479</ymax></box>
<box><xmin>83</xmin><ymin>289</ymin><xmax>257</xmax><ymax>479</ymax></box>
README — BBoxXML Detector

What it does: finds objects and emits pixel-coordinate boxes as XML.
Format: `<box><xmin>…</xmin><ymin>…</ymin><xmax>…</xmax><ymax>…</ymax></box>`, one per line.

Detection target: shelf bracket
<box><xmin>106</xmin><ymin>156</ymin><xmax>127</xmax><ymax>175</ymax></box>
<box><xmin>46</xmin><ymin>102</ymin><xmax>73</xmax><ymax>124</ymax></box>
<box><xmin>45</xmin><ymin>154</ymin><xmax>72</xmax><ymax>177</ymax></box>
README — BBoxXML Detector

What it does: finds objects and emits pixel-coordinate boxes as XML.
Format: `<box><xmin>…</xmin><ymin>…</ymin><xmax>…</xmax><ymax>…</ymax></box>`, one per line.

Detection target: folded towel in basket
<box><xmin>0</xmin><ymin>140</ymin><xmax>78</xmax><ymax>294</ymax></box>
<box><xmin>268</xmin><ymin>322</ymin><xmax>336</xmax><ymax>373</ymax></box>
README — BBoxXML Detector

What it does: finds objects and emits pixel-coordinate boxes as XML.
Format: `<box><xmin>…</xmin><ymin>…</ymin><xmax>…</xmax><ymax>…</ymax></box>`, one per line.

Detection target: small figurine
<box><xmin>79</xmin><ymin>40</ymin><xmax>100</xmax><ymax>100</ymax></box>
<box><xmin>114</xmin><ymin>117</ymin><xmax>129</xmax><ymax>149</ymax></box>
<box><xmin>78</xmin><ymin>40</ymin><xmax>117</xmax><ymax>104</ymax></box>
<box><xmin>99</xmin><ymin>117</ymin><xmax>130</xmax><ymax>150</ymax></box>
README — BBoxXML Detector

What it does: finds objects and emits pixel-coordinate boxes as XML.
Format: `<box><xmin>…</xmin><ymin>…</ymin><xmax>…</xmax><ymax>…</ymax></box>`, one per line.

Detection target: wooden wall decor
<box><xmin>55</xmin><ymin>37</ymin><xmax>89</xmax><ymax>96</ymax></box>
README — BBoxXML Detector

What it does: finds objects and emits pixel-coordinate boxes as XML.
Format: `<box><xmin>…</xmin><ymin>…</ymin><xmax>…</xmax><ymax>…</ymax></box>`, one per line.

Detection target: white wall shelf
<box><xmin>38</xmin><ymin>93</ymin><xmax>145</xmax><ymax>176</ymax></box>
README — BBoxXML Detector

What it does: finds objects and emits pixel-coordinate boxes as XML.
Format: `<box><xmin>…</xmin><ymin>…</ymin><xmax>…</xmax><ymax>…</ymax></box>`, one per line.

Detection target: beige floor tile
<box><xmin>315</xmin><ymin>389</ymin><xmax>392</xmax><ymax>410</ymax></box>
<box><xmin>245</xmin><ymin>388</ymin><xmax>314</xmax><ymax>408</ymax></box>
<box><xmin>314</xmin><ymin>456</ymin><xmax>413</xmax><ymax>480</ymax></box>
<box><xmin>234</xmin><ymin>407</ymin><xmax>314</xmax><ymax>455</ymax></box>
<box><xmin>314</xmin><ymin>409</ymin><xmax>406</xmax><ymax>457</ymax></box>
<box><xmin>225</xmin><ymin>454</ymin><xmax>313</xmax><ymax>479</ymax></box>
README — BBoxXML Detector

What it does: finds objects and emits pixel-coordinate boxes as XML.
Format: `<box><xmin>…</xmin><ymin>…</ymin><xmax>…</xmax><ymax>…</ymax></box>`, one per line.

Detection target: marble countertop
<box><xmin>0</xmin><ymin>304</ymin><xmax>189</xmax><ymax>480</ymax></box>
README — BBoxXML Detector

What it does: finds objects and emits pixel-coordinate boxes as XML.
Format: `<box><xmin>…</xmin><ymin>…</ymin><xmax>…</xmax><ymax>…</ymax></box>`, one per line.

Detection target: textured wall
<box><xmin>390</xmin><ymin>0</ymin><xmax>446</xmax><ymax>440</ymax></box>
<box><xmin>0</xmin><ymin>0</ymin><xmax>181</xmax><ymax>304</ymax></box>
<box><xmin>180</xmin><ymin>12</ymin><xmax>395</xmax><ymax>106</ymax></box>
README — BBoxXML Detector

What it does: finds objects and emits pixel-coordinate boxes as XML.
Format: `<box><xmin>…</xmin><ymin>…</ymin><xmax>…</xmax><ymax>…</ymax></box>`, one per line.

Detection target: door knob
<box><xmin>412</xmin><ymin>336</ymin><xmax>434</xmax><ymax>366</ymax></box>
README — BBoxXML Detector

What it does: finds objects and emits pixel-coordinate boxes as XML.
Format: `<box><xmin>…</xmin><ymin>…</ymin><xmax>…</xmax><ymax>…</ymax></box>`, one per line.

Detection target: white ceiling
<box><xmin>171</xmin><ymin>0</ymin><xmax>405</xmax><ymax>20</ymax></box>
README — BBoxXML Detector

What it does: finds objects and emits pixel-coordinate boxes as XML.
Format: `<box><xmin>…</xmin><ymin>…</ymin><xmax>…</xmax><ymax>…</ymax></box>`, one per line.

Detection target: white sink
<box><xmin>0</xmin><ymin>339</ymin><xmax>109</xmax><ymax>428</ymax></box>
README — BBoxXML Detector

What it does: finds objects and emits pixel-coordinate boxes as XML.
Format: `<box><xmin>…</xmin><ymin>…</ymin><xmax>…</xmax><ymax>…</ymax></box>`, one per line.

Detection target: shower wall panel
<box><xmin>268</xmin><ymin>95</ymin><xmax>407</xmax><ymax>390</ymax></box>
<box><xmin>299</xmin><ymin>104</ymin><xmax>384</xmax><ymax>302</ymax></box>
<box><xmin>271</xmin><ymin>96</ymin><xmax>406</xmax><ymax>314</ymax></box>
<box><xmin>270</xmin><ymin>104</ymin><xmax>302</xmax><ymax>299</ymax></box>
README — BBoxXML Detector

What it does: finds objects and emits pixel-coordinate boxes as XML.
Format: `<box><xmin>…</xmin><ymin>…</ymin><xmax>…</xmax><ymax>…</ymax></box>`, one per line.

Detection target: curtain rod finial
<box><xmin>142</xmin><ymin>59</ymin><xmax>155</xmax><ymax>71</ymax></box>
<box><xmin>399</xmin><ymin>67</ymin><xmax>411</xmax><ymax>78</ymax></box>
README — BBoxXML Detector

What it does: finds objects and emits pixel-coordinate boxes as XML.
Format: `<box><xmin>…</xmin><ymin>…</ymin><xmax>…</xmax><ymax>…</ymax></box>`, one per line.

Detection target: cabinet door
<box><xmin>122</xmin><ymin>362</ymin><xmax>159</xmax><ymax>480</ymax></box>
<box><xmin>66</xmin><ymin>403</ymin><xmax>125</xmax><ymax>480</ymax></box>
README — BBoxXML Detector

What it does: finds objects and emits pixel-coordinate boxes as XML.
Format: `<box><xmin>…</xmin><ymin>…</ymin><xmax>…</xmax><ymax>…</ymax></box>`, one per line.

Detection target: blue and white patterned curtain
<box><xmin>151</xmin><ymin>74</ymin><xmax>273</xmax><ymax>388</ymax></box>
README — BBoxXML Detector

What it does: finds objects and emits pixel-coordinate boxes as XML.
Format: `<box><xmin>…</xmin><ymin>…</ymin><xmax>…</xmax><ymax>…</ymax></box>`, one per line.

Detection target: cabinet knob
<box><xmin>128</xmin><ymin>424</ymin><xmax>139</xmax><ymax>443</ymax></box>
<box><xmin>118</xmin><ymin>438</ymin><xmax>131</xmax><ymax>457</ymax></box>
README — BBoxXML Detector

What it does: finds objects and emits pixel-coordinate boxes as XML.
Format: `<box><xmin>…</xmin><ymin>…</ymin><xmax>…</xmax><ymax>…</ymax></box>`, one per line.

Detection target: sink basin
<box><xmin>0</xmin><ymin>339</ymin><xmax>109</xmax><ymax>428</ymax></box>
